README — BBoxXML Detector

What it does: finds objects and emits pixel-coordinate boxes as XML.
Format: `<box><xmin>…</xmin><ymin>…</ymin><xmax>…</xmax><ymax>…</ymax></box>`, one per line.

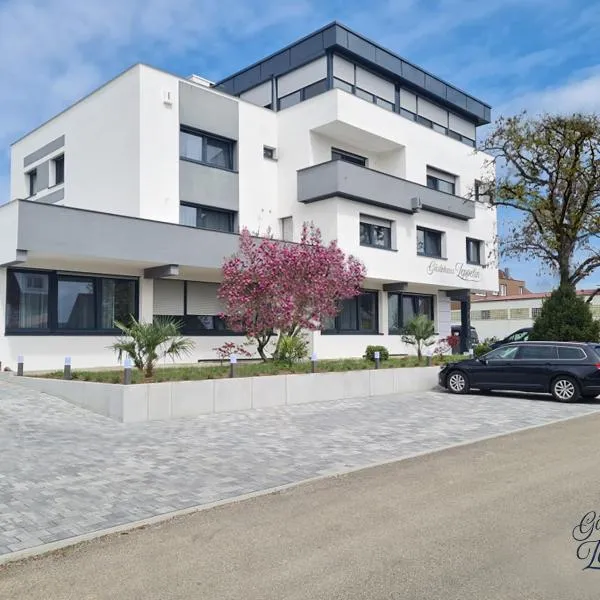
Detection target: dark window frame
<box><xmin>360</xmin><ymin>220</ymin><xmax>392</xmax><ymax>250</ymax></box>
<box><xmin>27</xmin><ymin>169</ymin><xmax>37</xmax><ymax>197</ymax></box>
<box><xmin>466</xmin><ymin>237</ymin><xmax>483</xmax><ymax>265</ymax></box>
<box><xmin>331</xmin><ymin>147</ymin><xmax>367</xmax><ymax>167</ymax></box>
<box><xmin>53</xmin><ymin>154</ymin><xmax>65</xmax><ymax>186</ymax></box>
<box><xmin>321</xmin><ymin>290</ymin><xmax>379</xmax><ymax>335</ymax></box>
<box><xmin>417</xmin><ymin>226</ymin><xmax>443</xmax><ymax>258</ymax></box>
<box><xmin>387</xmin><ymin>292</ymin><xmax>435</xmax><ymax>334</ymax></box>
<box><xmin>179</xmin><ymin>126</ymin><xmax>235</xmax><ymax>171</ymax></box>
<box><xmin>5</xmin><ymin>268</ymin><xmax>139</xmax><ymax>336</ymax></box>
<box><xmin>179</xmin><ymin>202</ymin><xmax>235</xmax><ymax>233</ymax></box>
<box><xmin>426</xmin><ymin>173</ymin><xmax>456</xmax><ymax>195</ymax></box>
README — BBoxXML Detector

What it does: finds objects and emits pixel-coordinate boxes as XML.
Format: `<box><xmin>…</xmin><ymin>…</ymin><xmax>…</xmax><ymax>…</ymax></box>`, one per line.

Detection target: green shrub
<box><xmin>273</xmin><ymin>334</ymin><xmax>308</xmax><ymax>366</ymax></box>
<box><xmin>530</xmin><ymin>285</ymin><xmax>600</xmax><ymax>342</ymax></box>
<box><xmin>364</xmin><ymin>345</ymin><xmax>390</xmax><ymax>361</ymax></box>
<box><xmin>474</xmin><ymin>343</ymin><xmax>492</xmax><ymax>357</ymax></box>
<box><xmin>401</xmin><ymin>315</ymin><xmax>436</xmax><ymax>360</ymax></box>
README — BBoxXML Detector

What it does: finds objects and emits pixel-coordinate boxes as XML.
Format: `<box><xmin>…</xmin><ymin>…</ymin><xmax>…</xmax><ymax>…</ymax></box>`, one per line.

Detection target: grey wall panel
<box><xmin>179</xmin><ymin>160</ymin><xmax>239</xmax><ymax>213</ymax></box>
<box><xmin>35</xmin><ymin>161</ymin><xmax>50</xmax><ymax>192</ymax></box>
<box><xmin>297</xmin><ymin>160</ymin><xmax>475</xmax><ymax>220</ymax></box>
<box><xmin>179</xmin><ymin>82</ymin><xmax>239</xmax><ymax>140</ymax></box>
<box><xmin>23</xmin><ymin>135</ymin><xmax>65</xmax><ymax>167</ymax></box>
<box><xmin>13</xmin><ymin>200</ymin><xmax>241</xmax><ymax>269</ymax></box>
<box><xmin>277</xmin><ymin>57</ymin><xmax>327</xmax><ymax>97</ymax></box>
<box><xmin>38</xmin><ymin>187</ymin><xmax>64</xmax><ymax>204</ymax></box>
<box><xmin>240</xmin><ymin>81</ymin><xmax>272</xmax><ymax>106</ymax></box>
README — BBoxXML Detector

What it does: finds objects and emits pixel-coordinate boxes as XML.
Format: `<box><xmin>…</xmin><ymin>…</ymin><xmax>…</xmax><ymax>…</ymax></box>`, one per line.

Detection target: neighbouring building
<box><xmin>0</xmin><ymin>22</ymin><xmax>497</xmax><ymax>370</ymax></box>
<box><xmin>452</xmin><ymin>289</ymin><xmax>600</xmax><ymax>341</ymax></box>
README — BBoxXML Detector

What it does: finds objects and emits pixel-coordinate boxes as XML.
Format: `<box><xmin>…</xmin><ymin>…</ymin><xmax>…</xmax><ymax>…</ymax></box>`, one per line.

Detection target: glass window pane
<box><xmin>400</xmin><ymin>108</ymin><xmax>416</xmax><ymax>121</ymax></box>
<box><xmin>6</xmin><ymin>271</ymin><xmax>49</xmax><ymax>330</ymax></box>
<box><xmin>54</xmin><ymin>155</ymin><xmax>64</xmax><ymax>185</ymax></box>
<box><xmin>517</xmin><ymin>345</ymin><xmax>557</xmax><ymax>360</ymax></box>
<box><xmin>303</xmin><ymin>79</ymin><xmax>327</xmax><ymax>100</ymax></box>
<box><xmin>205</xmin><ymin>137</ymin><xmax>232</xmax><ymax>169</ymax></box>
<box><xmin>372</xmin><ymin>225</ymin><xmax>390</xmax><ymax>248</ymax></box>
<box><xmin>432</xmin><ymin>123</ymin><xmax>446</xmax><ymax>134</ymax></box>
<box><xmin>58</xmin><ymin>278</ymin><xmax>95</xmax><ymax>329</ymax></box>
<box><xmin>180</xmin><ymin>130</ymin><xmax>203</xmax><ymax>162</ymax></box>
<box><xmin>375</xmin><ymin>96</ymin><xmax>394</xmax><ymax>111</ymax></box>
<box><xmin>333</xmin><ymin>78</ymin><xmax>353</xmax><ymax>93</ymax></box>
<box><xmin>487</xmin><ymin>345</ymin><xmax>519</xmax><ymax>360</ymax></box>
<box><xmin>437</xmin><ymin>179</ymin><xmax>455</xmax><ymax>194</ymax></box>
<box><xmin>425</xmin><ymin>230</ymin><xmax>442</xmax><ymax>257</ymax></box>
<box><xmin>101</xmin><ymin>279</ymin><xmax>136</xmax><ymax>329</ymax></box>
<box><xmin>417</xmin><ymin>228</ymin><xmax>425</xmax><ymax>254</ymax></box>
<box><xmin>558</xmin><ymin>347</ymin><xmax>585</xmax><ymax>359</ymax></box>
<box><xmin>388</xmin><ymin>294</ymin><xmax>400</xmax><ymax>333</ymax></box>
<box><xmin>358</xmin><ymin>293</ymin><xmax>376</xmax><ymax>331</ymax></box>
<box><xmin>339</xmin><ymin>297</ymin><xmax>358</xmax><ymax>330</ymax></box>
<box><xmin>279</xmin><ymin>91</ymin><xmax>301</xmax><ymax>110</ymax></box>
<box><xmin>198</xmin><ymin>208</ymin><xmax>232</xmax><ymax>232</ymax></box>
<box><xmin>355</xmin><ymin>88</ymin><xmax>374</xmax><ymax>103</ymax></box>
<box><xmin>426</xmin><ymin>175</ymin><xmax>437</xmax><ymax>190</ymax></box>
<box><xmin>402</xmin><ymin>296</ymin><xmax>416</xmax><ymax>327</ymax></box>
<box><xmin>359</xmin><ymin>222</ymin><xmax>371</xmax><ymax>245</ymax></box>
<box><xmin>179</xmin><ymin>204</ymin><xmax>197</xmax><ymax>227</ymax></box>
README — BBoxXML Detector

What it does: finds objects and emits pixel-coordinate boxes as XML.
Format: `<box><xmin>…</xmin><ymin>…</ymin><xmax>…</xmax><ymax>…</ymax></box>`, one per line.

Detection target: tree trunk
<box><xmin>144</xmin><ymin>363</ymin><xmax>154</xmax><ymax>379</ymax></box>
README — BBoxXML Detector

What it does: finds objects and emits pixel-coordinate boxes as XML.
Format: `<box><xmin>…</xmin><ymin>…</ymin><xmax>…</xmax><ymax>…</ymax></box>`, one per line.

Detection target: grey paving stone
<box><xmin>0</xmin><ymin>379</ymin><xmax>598</xmax><ymax>557</ymax></box>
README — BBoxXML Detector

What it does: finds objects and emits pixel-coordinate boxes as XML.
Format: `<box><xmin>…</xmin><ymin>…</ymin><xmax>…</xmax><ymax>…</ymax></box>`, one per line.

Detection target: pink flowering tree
<box><xmin>218</xmin><ymin>223</ymin><xmax>365</xmax><ymax>361</ymax></box>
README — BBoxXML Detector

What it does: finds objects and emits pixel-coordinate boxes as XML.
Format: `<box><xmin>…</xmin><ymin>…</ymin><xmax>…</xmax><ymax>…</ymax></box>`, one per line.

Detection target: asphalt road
<box><xmin>3</xmin><ymin>413</ymin><xmax>600</xmax><ymax>599</ymax></box>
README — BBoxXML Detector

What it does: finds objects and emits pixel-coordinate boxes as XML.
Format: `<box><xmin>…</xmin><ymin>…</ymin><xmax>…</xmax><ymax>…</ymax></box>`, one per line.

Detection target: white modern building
<box><xmin>0</xmin><ymin>22</ymin><xmax>497</xmax><ymax>370</ymax></box>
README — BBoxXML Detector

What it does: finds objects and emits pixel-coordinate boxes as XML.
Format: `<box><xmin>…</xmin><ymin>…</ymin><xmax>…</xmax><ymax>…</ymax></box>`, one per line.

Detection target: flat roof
<box><xmin>472</xmin><ymin>290</ymin><xmax>596</xmax><ymax>302</ymax></box>
<box><xmin>215</xmin><ymin>21</ymin><xmax>491</xmax><ymax>125</ymax></box>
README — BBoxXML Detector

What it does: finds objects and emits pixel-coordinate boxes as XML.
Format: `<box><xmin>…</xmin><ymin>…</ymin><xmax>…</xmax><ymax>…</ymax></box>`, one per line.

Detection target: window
<box><xmin>27</xmin><ymin>169</ymin><xmax>37</xmax><ymax>196</ymax></box>
<box><xmin>417</xmin><ymin>115</ymin><xmax>433</xmax><ymax>129</ymax></box>
<box><xmin>466</xmin><ymin>238</ymin><xmax>482</xmax><ymax>265</ymax></box>
<box><xmin>517</xmin><ymin>345</ymin><xmax>557</xmax><ymax>360</ymax></box>
<box><xmin>426</xmin><ymin>167</ymin><xmax>456</xmax><ymax>195</ymax></box>
<box><xmin>388</xmin><ymin>293</ymin><xmax>434</xmax><ymax>333</ymax></box>
<box><xmin>506</xmin><ymin>329</ymin><xmax>530</xmax><ymax>342</ymax></box>
<box><xmin>417</xmin><ymin>227</ymin><xmax>443</xmax><ymax>258</ymax></box>
<box><xmin>519</xmin><ymin>286</ymin><xmax>524</xmax><ymax>295</ymax></box>
<box><xmin>486</xmin><ymin>345</ymin><xmax>519</xmax><ymax>360</ymax></box>
<box><xmin>500</xmin><ymin>283</ymin><xmax>507</xmax><ymax>296</ymax></box>
<box><xmin>180</xmin><ymin>128</ymin><xmax>234</xmax><ymax>170</ymax></box>
<box><xmin>53</xmin><ymin>155</ymin><xmax>64</xmax><ymax>185</ymax></box>
<box><xmin>280</xmin><ymin>216</ymin><xmax>293</xmax><ymax>241</ymax></box>
<box><xmin>278</xmin><ymin>91</ymin><xmax>301</xmax><ymax>110</ymax></box>
<box><xmin>400</xmin><ymin>108</ymin><xmax>416</xmax><ymax>121</ymax></box>
<box><xmin>532</xmin><ymin>307</ymin><xmax>542</xmax><ymax>318</ymax></box>
<box><xmin>333</xmin><ymin>78</ymin><xmax>353</xmax><ymax>93</ymax></box>
<box><xmin>360</xmin><ymin>216</ymin><xmax>392</xmax><ymax>249</ymax></box>
<box><xmin>179</xmin><ymin>203</ymin><xmax>234</xmax><ymax>233</ymax></box>
<box><xmin>263</xmin><ymin>146</ymin><xmax>276</xmax><ymax>160</ymax></box>
<box><xmin>323</xmin><ymin>291</ymin><xmax>378</xmax><ymax>334</ymax></box>
<box><xmin>331</xmin><ymin>147</ymin><xmax>367</xmax><ymax>167</ymax></box>
<box><xmin>5</xmin><ymin>269</ymin><xmax>137</xmax><ymax>334</ymax></box>
<box><xmin>277</xmin><ymin>79</ymin><xmax>328</xmax><ymax>110</ymax></box>
<box><xmin>558</xmin><ymin>346</ymin><xmax>586</xmax><ymax>360</ymax></box>
<box><xmin>474</xmin><ymin>180</ymin><xmax>481</xmax><ymax>202</ymax></box>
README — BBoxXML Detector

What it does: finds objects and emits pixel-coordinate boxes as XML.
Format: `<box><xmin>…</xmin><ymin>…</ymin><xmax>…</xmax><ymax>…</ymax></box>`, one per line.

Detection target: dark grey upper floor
<box><xmin>215</xmin><ymin>22</ymin><xmax>491</xmax><ymax>126</ymax></box>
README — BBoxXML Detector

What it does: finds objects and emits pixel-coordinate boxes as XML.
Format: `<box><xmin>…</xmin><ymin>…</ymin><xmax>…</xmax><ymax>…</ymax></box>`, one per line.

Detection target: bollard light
<box><xmin>229</xmin><ymin>354</ymin><xmax>237</xmax><ymax>378</ymax></box>
<box><xmin>374</xmin><ymin>351</ymin><xmax>380</xmax><ymax>370</ymax></box>
<box><xmin>311</xmin><ymin>352</ymin><xmax>317</xmax><ymax>373</ymax></box>
<box><xmin>64</xmin><ymin>356</ymin><xmax>72</xmax><ymax>380</ymax></box>
<box><xmin>17</xmin><ymin>355</ymin><xmax>24</xmax><ymax>377</ymax></box>
<box><xmin>123</xmin><ymin>356</ymin><xmax>133</xmax><ymax>385</ymax></box>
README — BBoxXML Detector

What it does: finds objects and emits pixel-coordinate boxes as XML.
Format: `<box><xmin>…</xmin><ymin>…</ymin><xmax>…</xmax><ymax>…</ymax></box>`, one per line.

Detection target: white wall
<box><xmin>11</xmin><ymin>66</ymin><xmax>142</xmax><ymax>217</ymax></box>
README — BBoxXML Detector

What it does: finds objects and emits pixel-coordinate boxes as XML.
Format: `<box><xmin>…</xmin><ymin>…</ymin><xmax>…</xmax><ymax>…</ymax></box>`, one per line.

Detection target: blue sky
<box><xmin>1</xmin><ymin>0</ymin><xmax>599</xmax><ymax>291</ymax></box>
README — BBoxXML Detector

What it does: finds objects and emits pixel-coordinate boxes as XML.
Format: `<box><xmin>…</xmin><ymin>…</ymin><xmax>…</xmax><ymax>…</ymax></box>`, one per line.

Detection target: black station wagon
<box><xmin>439</xmin><ymin>342</ymin><xmax>600</xmax><ymax>402</ymax></box>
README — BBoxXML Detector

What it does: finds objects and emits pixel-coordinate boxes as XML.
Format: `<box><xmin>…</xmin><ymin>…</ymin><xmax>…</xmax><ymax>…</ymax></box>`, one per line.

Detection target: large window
<box><xmin>53</xmin><ymin>155</ymin><xmax>64</xmax><ymax>185</ymax></box>
<box><xmin>360</xmin><ymin>216</ymin><xmax>392</xmax><ymax>249</ymax></box>
<box><xmin>331</xmin><ymin>147</ymin><xmax>367</xmax><ymax>167</ymax></box>
<box><xmin>5</xmin><ymin>270</ymin><xmax>137</xmax><ymax>334</ymax></box>
<box><xmin>388</xmin><ymin>293</ymin><xmax>434</xmax><ymax>334</ymax></box>
<box><xmin>180</xmin><ymin>127</ymin><xmax>234</xmax><ymax>170</ymax></box>
<box><xmin>322</xmin><ymin>291</ymin><xmax>378</xmax><ymax>334</ymax></box>
<box><xmin>426</xmin><ymin>167</ymin><xmax>456</xmax><ymax>195</ymax></box>
<box><xmin>466</xmin><ymin>238</ymin><xmax>482</xmax><ymax>265</ymax></box>
<box><xmin>179</xmin><ymin>203</ymin><xmax>235</xmax><ymax>233</ymax></box>
<box><xmin>417</xmin><ymin>227</ymin><xmax>443</xmax><ymax>258</ymax></box>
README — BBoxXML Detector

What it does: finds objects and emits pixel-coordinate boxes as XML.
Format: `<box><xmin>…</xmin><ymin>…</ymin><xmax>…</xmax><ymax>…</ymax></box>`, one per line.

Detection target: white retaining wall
<box><xmin>4</xmin><ymin>367</ymin><xmax>440</xmax><ymax>423</ymax></box>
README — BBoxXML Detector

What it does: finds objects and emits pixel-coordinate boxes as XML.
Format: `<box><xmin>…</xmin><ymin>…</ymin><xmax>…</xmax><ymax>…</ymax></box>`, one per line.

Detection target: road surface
<box><xmin>2</xmin><ymin>412</ymin><xmax>600</xmax><ymax>599</ymax></box>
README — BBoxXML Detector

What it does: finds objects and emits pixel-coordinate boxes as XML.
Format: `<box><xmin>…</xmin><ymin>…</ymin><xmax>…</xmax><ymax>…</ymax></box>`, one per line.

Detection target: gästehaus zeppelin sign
<box><xmin>427</xmin><ymin>260</ymin><xmax>481</xmax><ymax>282</ymax></box>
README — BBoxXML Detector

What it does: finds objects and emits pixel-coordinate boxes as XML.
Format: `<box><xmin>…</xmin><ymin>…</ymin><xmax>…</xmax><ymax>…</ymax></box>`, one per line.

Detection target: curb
<box><xmin>1</xmin><ymin>407</ymin><xmax>599</xmax><ymax>567</ymax></box>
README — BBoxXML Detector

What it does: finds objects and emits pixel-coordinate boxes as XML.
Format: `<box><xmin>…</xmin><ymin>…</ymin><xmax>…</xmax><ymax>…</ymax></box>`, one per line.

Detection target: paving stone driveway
<box><xmin>1</xmin><ymin>380</ymin><xmax>599</xmax><ymax>557</ymax></box>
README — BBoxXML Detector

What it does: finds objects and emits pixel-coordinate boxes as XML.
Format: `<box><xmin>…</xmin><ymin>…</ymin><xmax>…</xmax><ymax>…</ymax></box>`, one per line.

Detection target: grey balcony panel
<box><xmin>2</xmin><ymin>200</ymin><xmax>240</xmax><ymax>270</ymax></box>
<box><xmin>297</xmin><ymin>160</ymin><xmax>475</xmax><ymax>220</ymax></box>
<box><xmin>179</xmin><ymin>160</ymin><xmax>239</xmax><ymax>212</ymax></box>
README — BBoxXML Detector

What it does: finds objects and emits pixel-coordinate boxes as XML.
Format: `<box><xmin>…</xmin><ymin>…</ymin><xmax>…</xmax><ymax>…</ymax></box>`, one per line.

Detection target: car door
<box><xmin>470</xmin><ymin>344</ymin><xmax>520</xmax><ymax>388</ymax></box>
<box><xmin>511</xmin><ymin>344</ymin><xmax>558</xmax><ymax>390</ymax></box>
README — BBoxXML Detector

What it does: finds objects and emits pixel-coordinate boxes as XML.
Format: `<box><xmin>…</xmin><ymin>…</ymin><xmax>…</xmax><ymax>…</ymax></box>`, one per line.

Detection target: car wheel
<box><xmin>551</xmin><ymin>376</ymin><xmax>580</xmax><ymax>403</ymax></box>
<box><xmin>446</xmin><ymin>370</ymin><xmax>470</xmax><ymax>394</ymax></box>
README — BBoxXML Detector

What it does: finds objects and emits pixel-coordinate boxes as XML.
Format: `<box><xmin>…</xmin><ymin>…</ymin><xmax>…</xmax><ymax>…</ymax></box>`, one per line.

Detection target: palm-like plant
<box><xmin>401</xmin><ymin>315</ymin><xmax>436</xmax><ymax>362</ymax></box>
<box><xmin>110</xmin><ymin>317</ymin><xmax>194</xmax><ymax>379</ymax></box>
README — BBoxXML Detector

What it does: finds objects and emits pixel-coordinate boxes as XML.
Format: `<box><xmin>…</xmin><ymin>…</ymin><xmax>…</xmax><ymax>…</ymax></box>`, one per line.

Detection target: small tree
<box><xmin>402</xmin><ymin>315</ymin><xmax>436</xmax><ymax>361</ymax></box>
<box><xmin>111</xmin><ymin>317</ymin><xmax>194</xmax><ymax>378</ymax></box>
<box><xmin>218</xmin><ymin>224</ymin><xmax>365</xmax><ymax>361</ymax></box>
<box><xmin>530</xmin><ymin>285</ymin><xmax>600</xmax><ymax>342</ymax></box>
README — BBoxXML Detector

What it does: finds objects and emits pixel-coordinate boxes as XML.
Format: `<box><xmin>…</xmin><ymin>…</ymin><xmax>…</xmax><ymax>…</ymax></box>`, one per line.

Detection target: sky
<box><xmin>1</xmin><ymin>0</ymin><xmax>600</xmax><ymax>291</ymax></box>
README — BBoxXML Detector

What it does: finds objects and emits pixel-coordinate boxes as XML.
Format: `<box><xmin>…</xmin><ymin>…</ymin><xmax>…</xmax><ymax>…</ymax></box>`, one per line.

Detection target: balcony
<box><xmin>297</xmin><ymin>160</ymin><xmax>476</xmax><ymax>220</ymax></box>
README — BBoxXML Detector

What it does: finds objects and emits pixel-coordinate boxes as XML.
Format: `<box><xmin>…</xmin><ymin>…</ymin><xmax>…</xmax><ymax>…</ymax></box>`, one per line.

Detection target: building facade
<box><xmin>0</xmin><ymin>22</ymin><xmax>497</xmax><ymax>370</ymax></box>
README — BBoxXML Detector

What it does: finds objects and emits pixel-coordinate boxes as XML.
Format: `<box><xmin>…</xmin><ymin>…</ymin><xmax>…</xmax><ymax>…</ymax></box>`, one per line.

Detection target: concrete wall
<box><xmin>5</xmin><ymin>366</ymin><xmax>440</xmax><ymax>422</ymax></box>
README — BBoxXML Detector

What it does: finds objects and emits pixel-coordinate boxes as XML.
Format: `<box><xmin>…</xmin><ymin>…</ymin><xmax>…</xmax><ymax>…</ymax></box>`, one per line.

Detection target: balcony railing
<box><xmin>297</xmin><ymin>160</ymin><xmax>476</xmax><ymax>220</ymax></box>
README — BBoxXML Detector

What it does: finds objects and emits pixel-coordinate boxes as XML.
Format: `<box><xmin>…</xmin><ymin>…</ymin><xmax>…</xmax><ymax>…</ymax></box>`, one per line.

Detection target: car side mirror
<box><xmin>478</xmin><ymin>357</ymin><xmax>487</xmax><ymax>365</ymax></box>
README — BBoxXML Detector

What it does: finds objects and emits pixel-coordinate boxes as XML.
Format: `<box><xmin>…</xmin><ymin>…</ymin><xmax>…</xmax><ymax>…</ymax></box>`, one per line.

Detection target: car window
<box><xmin>486</xmin><ymin>345</ymin><xmax>519</xmax><ymax>360</ymax></box>
<box><xmin>557</xmin><ymin>346</ymin><xmax>586</xmax><ymax>360</ymax></box>
<box><xmin>516</xmin><ymin>345</ymin><xmax>558</xmax><ymax>360</ymax></box>
<box><xmin>508</xmin><ymin>330</ymin><xmax>529</xmax><ymax>342</ymax></box>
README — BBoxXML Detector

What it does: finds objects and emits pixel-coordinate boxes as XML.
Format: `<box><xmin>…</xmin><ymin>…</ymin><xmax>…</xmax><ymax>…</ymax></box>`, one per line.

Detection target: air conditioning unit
<box><xmin>411</xmin><ymin>196</ymin><xmax>422</xmax><ymax>212</ymax></box>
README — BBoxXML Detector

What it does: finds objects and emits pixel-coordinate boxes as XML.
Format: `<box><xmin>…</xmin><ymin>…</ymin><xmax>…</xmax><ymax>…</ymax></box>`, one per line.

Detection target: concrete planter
<box><xmin>6</xmin><ymin>366</ymin><xmax>440</xmax><ymax>423</ymax></box>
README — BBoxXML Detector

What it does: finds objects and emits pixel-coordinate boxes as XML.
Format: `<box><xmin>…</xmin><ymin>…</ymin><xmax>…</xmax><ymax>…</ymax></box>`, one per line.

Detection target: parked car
<box><xmin>490</xmin><ymin>327</ymin><xmax>532</xmax><ymax>349</ymax></box>
<box><xmin>450</xmin><ymin>325</ymin><xmax>479</xmax><ymax>350</ymax></box>
<box><xmin>439</xmin><ymin>341</ymin><xmax>600</xmax><ymax>402</ymax></box>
